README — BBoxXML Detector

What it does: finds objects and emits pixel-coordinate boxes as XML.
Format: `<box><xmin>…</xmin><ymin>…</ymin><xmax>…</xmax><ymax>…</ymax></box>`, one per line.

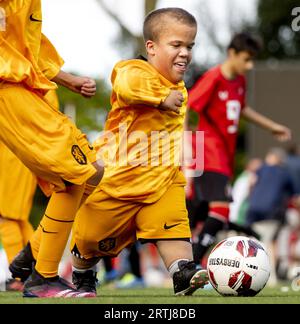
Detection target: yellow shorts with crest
<box><xmin>71</xmin><ymin>175</ymin><xmax>191</xmax><ymax>259</ymax></box>
<box><xmin>0</xmin><ymin>84</ymin><xmax>96</xmax><ymax>195</ymax></box>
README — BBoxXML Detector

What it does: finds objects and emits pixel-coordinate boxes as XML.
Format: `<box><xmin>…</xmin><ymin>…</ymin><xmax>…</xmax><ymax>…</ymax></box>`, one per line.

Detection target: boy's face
<box><xmin>146</xmin><ymin>18</ymin><xmax>197</xmax><ymax>84</ymax></box>
<box><xmin>229</xmin><ymin>50</ymin><xmax>255</xmax><ymax>75</ymax></box>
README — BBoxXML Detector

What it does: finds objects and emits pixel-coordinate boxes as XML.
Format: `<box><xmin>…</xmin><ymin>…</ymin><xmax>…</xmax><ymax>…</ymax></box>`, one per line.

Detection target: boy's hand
<box><xmin>271</xmin><ymin>124</ymin><xmax>292</xmax><ymax>142</ymax></box>
<box><xmin>159</xmin><ymin>90</ymin><xmax>184</xmax><ymax>114</ymax></box>
<box><xmin>52</xmin><ymin>71</ymin><xmax>97</xmax><ymax>98</ymax></box>
<box><xmin>69</xmin><ymin>76</ymin><xmax>97</xmax><ymax>98</ymax></box>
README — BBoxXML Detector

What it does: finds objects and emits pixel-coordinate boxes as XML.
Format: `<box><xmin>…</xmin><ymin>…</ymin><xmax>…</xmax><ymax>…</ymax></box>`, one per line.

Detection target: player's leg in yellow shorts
<box><xmin>69</xmin><ymin>188</ymin><xmax>140</xmax><ymax>296</ymax></box>
<box><xmin>0</xmin><ymin>139</ymin><xmax>36</xmax><ymax>282</ymax></box>
<box><xmin>70</xmin><ymin>178</ymin><xmax>208</xmax><ymax>296</ymax></box>
<box><xmin>0</xmin><ymin>143</ymin><xmax>36</xmax><ymax>291</ymax></box>
<box><xmin>0</xmin><ymin>86</ymin><xmax>104</xmax><ymax>295</ymax></box>
<box><xmin>135</xmin><ymin>180</ymin><xmax>208</xmax><ymax>295</ymax></box>
<box><xmin>0</xmin><ymin>143</ymin><xmax>36</xmax><ymax>264</ymax></box>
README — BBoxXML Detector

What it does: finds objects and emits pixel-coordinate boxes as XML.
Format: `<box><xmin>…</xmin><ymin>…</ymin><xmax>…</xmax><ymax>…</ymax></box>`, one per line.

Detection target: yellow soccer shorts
<box><xmin>0</xmin><ymin>142</ymin><xmax>37</xmax><ymax>221</ymax></box>
<box><xmin>71</xmin><ymin>181</ymin><xmax>191</xmax><ymax>259</ymax></box>
<box><xmin>0</xmin><ymin>84</ymin><xmax>97</xmax><ymax>194</ymax></box>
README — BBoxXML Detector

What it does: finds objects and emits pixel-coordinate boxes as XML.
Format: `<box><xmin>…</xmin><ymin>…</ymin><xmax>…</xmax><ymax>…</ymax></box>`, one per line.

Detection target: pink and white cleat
<box><xmin>23</xmin><ymin>269</ymin><xmax>96</xmax><ymax>298</ymax></box>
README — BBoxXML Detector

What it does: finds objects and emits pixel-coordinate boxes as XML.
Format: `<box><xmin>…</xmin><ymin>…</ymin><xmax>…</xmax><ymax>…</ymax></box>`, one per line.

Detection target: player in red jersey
<box><xmin>187</xmin><ymin>33</ymin><xmax>291</xmax><ymax>264</ymax></box>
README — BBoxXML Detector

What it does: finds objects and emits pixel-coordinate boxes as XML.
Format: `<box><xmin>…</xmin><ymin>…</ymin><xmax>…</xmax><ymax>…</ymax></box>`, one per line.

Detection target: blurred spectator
<box><xmin>276</xmin><ymin>143</ymin><xmax>300</xmax><ymax>281</ymax></box>
<box><xmin>246</xmin><ymin>148</ymin><xmax>296</xmax><ymax>226</ymax></box>
<box><xmin>230</xmin><ymin>158</ymin><xmax>263</xmax><ymax>226</ymax></box>
<box><xmin>285</xmin><ymin>143</ymin><xmax>300</xmax><ymax>194</ymax></box>
<box><xmin>246</xmin><ymin>148</ymin><xmax>298</xmax><ymax>285</ymax></box>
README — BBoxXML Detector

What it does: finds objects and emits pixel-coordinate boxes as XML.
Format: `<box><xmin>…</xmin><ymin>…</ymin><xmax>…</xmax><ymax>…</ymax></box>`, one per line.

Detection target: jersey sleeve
<box><xmin>112</xmin><ymin>65</ymin><xmax>171</xmax><ymax>107</ymax></box>
<box><xmin>38</xmin><ymin>34</ymin><xmax>64</xmax><ymax>80</ymax></box>
<box><xmin>188</xmin><ymin>70</ymin><xmax>218</xmax><ymax>113</ymax></box>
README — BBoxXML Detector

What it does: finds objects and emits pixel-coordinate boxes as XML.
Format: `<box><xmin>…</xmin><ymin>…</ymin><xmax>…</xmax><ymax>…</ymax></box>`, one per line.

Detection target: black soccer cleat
<box><xmin>173</xmin><ymin>260</ymin><xmax>209</xmax><ymax>296</ymax></box>
<box><xmin>72</xmin><ymin>270</ymin><xmax>98</xmax><ymax>297</ymax></box>
<box><xmin>9</xmin><ymin>243</ymin><xmax>35</xmax><ymax>282</ymax></box>
<box><xmin>23</xmin><ymin>269</ymin><xmax>94</xmax><ymax>298</ymax></box>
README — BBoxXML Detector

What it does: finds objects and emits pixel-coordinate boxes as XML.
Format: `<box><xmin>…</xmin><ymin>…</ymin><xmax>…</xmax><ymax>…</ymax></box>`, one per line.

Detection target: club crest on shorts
<box><xmin>98</xmin><ymin>238</ymin><xmax>116</xmax><ymax>252</ymax></box>
<box><xmin>71</xmin><ymin>145</ymin><xmax>87</xmax><ymax>165</ymax></box>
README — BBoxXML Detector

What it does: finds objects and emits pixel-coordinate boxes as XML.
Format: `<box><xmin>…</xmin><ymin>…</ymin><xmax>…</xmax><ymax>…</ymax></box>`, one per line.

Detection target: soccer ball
<box><xmin>207</xmin><ymin>236</ymin><xmax>270</xmax><ymax>296</ymax></box>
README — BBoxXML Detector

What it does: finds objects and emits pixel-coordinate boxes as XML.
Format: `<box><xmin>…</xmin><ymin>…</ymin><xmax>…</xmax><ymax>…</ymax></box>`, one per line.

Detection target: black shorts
<box><xmin>186</xmin><ymin>198</ymin><xmax>209</xmax><ymax>229</ymax></box>
<box><xmin>194</xmin><ymin>171</ymin><xmax>232</xmax><ymax>203</ymax></box>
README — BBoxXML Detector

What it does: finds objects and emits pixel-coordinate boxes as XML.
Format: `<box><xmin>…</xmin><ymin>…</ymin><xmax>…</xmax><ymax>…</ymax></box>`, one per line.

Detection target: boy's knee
<box><xmin>87</xmin><ymin>160</ymin><xmax>104</xmax><ymax>186</ymax></box>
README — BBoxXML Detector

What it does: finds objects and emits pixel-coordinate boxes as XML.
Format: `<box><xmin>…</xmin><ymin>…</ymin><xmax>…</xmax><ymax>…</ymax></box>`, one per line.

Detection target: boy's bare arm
<box><xmin>52</xmin><ymin>70</ymin><xmax>97</xmax><ymax>98</ymax></box>
<box><xmin>241</xmin><ymin>106</ymin><xmax>291</xmax><ymax>142</ymax></box>
<box><xmin>159</xmin><ymin>90</ymin><xmax>184</xmax><ymax>114</ymax></box>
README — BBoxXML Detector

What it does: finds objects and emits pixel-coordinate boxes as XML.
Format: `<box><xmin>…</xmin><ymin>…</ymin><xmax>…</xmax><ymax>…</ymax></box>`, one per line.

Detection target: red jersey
<box><xmin>188</xmin><ymin>65</ymin><xmax>246</xmax><ymax>177</ymax></box>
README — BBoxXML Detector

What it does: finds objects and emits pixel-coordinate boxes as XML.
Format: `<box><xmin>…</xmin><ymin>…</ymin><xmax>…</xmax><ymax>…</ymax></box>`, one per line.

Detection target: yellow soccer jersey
<box><xmin>38</xmin><ymin>33</ymin><xmax>64</xmax><ymax>81</ymax></box>
<box><xmin>94</xmin><ymin>59</ymin><xmax>187</xmax><ymax>204</ymax></box>
<box><xmin>0</xmin><ymin>0</ymin><xmax>63</xmax><ymax>91</ymax></box>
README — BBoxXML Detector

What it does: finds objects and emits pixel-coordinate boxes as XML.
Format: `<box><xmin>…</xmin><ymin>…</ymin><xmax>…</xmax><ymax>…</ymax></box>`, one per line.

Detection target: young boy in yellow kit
<box><xmin>0</xmin><ymin>0</ymin><xmax>104</xmax><ymax>297</ymax></box>
<box><xmin>70</xmin><ymin>7</ymin><xmax>209</xmax><ymax>297</ymax></box>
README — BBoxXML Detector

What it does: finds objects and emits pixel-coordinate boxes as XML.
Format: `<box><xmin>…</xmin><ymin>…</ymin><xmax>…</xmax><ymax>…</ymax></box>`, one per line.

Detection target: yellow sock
<box><xmin>0</xmin><ymin>218</ymin><xmax>23</xmax><ymax>264</ymax></box>
<box><xmin>31</xmin><ymin>183</ymin><xmax>97</xmax><ymax>273</ymax></box>
<box><xmin>35</xmin><ymin>184</ymin><xmax>85</xmax><ymax>278</ymax></box>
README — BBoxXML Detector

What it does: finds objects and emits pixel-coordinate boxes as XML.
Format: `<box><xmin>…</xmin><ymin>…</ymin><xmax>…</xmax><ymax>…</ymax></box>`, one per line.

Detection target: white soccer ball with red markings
<box><xmin>207</xmin><ymin>236</ymin><xmax>270</xmax><ymax>296</ymax></box>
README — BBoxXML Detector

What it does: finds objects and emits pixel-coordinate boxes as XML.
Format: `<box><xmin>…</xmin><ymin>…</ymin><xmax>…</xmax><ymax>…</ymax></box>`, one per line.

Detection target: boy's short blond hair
<box><xmin>143</xmin><ymin>7</ymin><xmax>197</xmax><ymax>42</ymax></box>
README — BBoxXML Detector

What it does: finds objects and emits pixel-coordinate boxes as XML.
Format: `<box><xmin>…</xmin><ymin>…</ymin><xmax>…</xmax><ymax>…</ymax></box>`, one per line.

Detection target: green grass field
<box><xmin>0</xmin><ymin>286</ymin><xmax>299</xmax><ymax>304</ymax></box>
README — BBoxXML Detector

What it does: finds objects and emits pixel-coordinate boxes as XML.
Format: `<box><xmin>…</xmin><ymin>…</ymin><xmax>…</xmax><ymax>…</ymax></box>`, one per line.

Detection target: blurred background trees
<box><xmin>96</xmin><ymin>0</ymin><xmax>158</xmax><ymax>57</ymax></box>
<box><xmin>256</xmin><ymin>0</ymin><xmax>300</xmax><ymax>60</ymax></box>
